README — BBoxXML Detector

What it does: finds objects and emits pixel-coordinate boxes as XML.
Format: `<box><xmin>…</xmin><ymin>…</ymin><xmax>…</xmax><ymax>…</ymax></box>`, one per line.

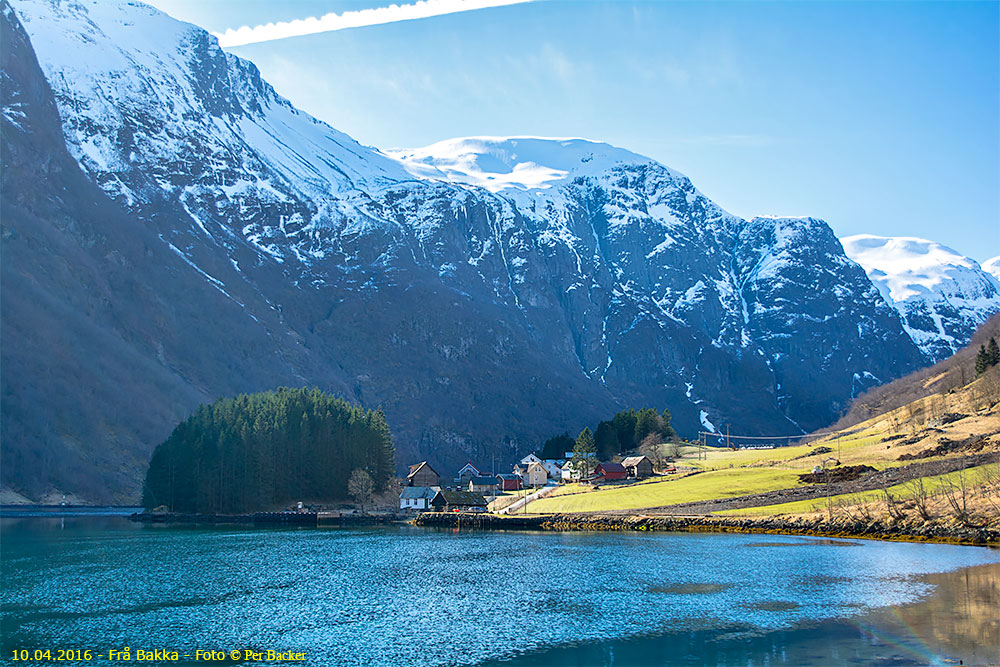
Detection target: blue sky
<box><xmin>147</xmin><ymin>0</ymin><xmax>999</xmax><ymax>262</ymax></box>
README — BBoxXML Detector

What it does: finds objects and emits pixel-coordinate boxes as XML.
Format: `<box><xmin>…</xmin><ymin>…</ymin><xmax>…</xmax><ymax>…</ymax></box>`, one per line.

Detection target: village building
<box><xmin>523</xmin><ymin>461</ymin><xmax>548</xmax><ymax>487</ymax></box>
<box><xmin>430</xmin><ymin>490</ymin><xmax>487</xmax><ymax>512</ymax></box>
<box><xmin>406</xmin><ymin>461</ymin><xmax>440</xmax><ymax>487</ymax></box>
<box><xmin>519</xmin><ymin>453</ymin><xmax>543</xmax><ymax>467</ymax></box>
<box><xmin>560</xmin><ymin>460</ymin><xmax>577</xmax><ymax>481</ymax></box>
<box><xmin>594</xmin><ymin>461</ymin><xmax>627</xmax><ymax>481</ymax></box>
<box><xmin>456</xmin><ymin>462</ymin><xmax>481</xmax><ymax>486</ymax></box>
<box><xmin>399</xmin><ymin>486</ymin><xmax>438</xmax><ymax>511</ymax></box>
<box><xmin>469</xmin><ymin>476</ymin><xmax>499</xmax><ymax>495</ymax></box>
<box><xmin>540</xmin><ymin>459</ymin><xmax>565</xmax><ymax>479</ymax></box>
<box><xmin>496</xmin><ymin>473</ymin><xmax>523</xmax><ymax>491</ymax></box>
<box><xmin>621</xmin><ymin>455</ymin><xmax>654</xmax><ymax>479</ymax></box>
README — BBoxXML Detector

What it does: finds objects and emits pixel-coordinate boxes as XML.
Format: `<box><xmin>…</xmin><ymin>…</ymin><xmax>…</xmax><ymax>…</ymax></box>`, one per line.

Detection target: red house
<box><xmin>594</xmin><ymin>462</ymin><xmax>627</xmax><ymax>481</ymax></box>
<box><xmin>496</xmin><ymin>473</ymin><xmax>523</xmax><ymax>491</ymax></box>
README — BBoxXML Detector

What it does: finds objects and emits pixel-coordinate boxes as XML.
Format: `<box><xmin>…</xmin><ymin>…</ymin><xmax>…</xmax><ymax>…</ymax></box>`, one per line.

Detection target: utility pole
<box><xmin>822</xmin><ymin>457</ymin><xmax>837</xmax><ymax>522</ymax></box>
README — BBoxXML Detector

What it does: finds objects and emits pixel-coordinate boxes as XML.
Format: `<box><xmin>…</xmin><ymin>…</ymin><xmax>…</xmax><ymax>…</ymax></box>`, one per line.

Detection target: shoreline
<box><xmin>414</xmin><ymin>511</ymin><xmax>1000</xmax><ymax>546</ymax></box>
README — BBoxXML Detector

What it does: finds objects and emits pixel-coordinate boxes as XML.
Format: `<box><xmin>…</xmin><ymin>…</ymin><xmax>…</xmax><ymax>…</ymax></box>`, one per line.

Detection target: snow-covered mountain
<box><xmin>984</xmin><ymin>256</ymin><xmax>1000</xmax><ymax>283</ymax></box>
<box><xmin>2</xmin><ymin>0</ymin><xmax>929</xmax><ymax>501</ymax></box>
<box><xmin>841</xmin><ymin>235</ymin><xmax>1000</xmax><ymax>361</ymax></box>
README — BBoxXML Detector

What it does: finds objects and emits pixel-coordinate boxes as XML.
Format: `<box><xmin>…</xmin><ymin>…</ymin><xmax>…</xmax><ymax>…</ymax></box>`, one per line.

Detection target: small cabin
<box><xmin>621</xmin><ymin>455</ymin><xmax>654</xmax><ymax>479</ymax></box>
<box><xmin>561</xmin><ymin>460</ymin><xmax>577</xmax><ymax>481</ymax></box>
<box><xmin>469</xmin><ymin>476</ymin><xmax>499</xmax><ymax>495</ymax></box>
<box><xmin>594</xmin><ymin>461</ymin><xmax>627</xmax><ymax>481</ymax></box>
<box><xmin>430</xmin><ymin>490</ymin><xmax>487</xmax><ymax>512</ymax></box>
<box><xmin>399</xmin><ymin>486</ymin><xmax>438</xmax><ymax>511</ymax></box>
<box><xmin>523</xmin><ymin>461</ymin><xmax>548</xmax><ymax>487</ymax></box>
<box><xmin>496</xmin><ymin>473</ymin><xmax>523</xmax><ymax>491</ymax></box>
<box><xmin>407</xmin><ymin>461</ymin><xmax>440</xmax><ymax>488</ymax></box>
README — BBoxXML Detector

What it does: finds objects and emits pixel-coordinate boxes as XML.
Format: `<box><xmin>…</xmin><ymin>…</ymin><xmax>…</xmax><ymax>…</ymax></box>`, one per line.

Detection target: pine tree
<box><xmin>540</xmin><ymin>432</ymin><xmax>574</xmax><ymax>459</ymax></box>
<box><xmin>594</xmin><ymin>421</ymin><xmax>620</xmax><ymax>460</ymax></box>
<box><xmin>612</xmin><ymin>409</ymin><xmax>638</xmax><ymax>451</ymax></box>
<box><xmin>988</xmin><ymin>337</ymin><xmax>1000</xmax><ymax>367</ymax></box>
<box><xmin>976</xmin><ymin>344</ymin><xmax>989</xmax><ymax>376</ymax></box>
<box><xmin>573</xmin><ymin>427</ymin><xmax>597</xmax><ymax>479</ymax></box>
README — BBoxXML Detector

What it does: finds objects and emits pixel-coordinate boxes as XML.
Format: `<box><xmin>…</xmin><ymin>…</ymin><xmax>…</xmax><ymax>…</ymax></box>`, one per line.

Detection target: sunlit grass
<box><xmin>529</xmin><ymin>468</ymin><xmax>803</xmax><ymax>513</ymax></box>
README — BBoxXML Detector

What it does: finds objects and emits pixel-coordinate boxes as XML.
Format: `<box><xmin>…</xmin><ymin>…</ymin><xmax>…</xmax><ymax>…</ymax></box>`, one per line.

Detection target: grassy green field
<box><xmin>717</xmin><ymin>464</ymin><xmax>995</xmax><ymax>517</ymax></box>
<box><xmin>683</xmin><ymin>430</ymin><xmax>886</xmax><ymax>472</ymax></box>
<box><xmin>528</xmin><ymin>468</ymin><xmax>803</xmax><ymax>513</ymax></box>
<box><xmin>519</xmin><ymin>390</ymin><xmax>997</xmax><ymax>517</ymax></box>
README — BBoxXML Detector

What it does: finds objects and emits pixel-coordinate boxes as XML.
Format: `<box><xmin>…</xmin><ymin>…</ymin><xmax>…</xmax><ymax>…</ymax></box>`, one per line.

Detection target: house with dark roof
<box><xmin>430</xmin><ymin>490</ymin><xmax>487</xmax><ymax>512</ymax></box>
<box><xmin>594</xmin><ymin>461</ymin><xmax>627</xmax><ymax>481</ymax></box>
<box><xmin>621</xmin><ymin>455</ymin><xmax>654</xmax><ymax>478</ymax></box>
<box><xmin>496</xmin><ymin>473</ymin><xmax>523</xmax><ymax>491</ymax></box>
<box><xmin>469</xmin><ymin>476</ymin><xmax>499</xmax><ymax>495</ymax></box>
<box><xmin>399</xmin><ymin>486</ymin><xmax>438</xmax><ymax>511</ymax></box>
<box><xmin>406</xmin><ymin>461</ymin><xmax>440</xmax><ymax>488</ymax></box>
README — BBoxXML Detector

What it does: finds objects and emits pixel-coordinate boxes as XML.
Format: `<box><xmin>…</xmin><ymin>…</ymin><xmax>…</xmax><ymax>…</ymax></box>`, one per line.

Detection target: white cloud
<box><xmin>214</xmin><ymin>0</ymin><xmax>535</xmax><ymax>47</ymax></box>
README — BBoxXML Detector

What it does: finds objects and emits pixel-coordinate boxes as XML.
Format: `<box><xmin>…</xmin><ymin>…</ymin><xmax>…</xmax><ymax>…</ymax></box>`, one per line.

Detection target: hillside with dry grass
<box><xmin>833</xmin><ymin>312</ymin><xmax>1000</xmax><ymax>430</ymax></box>
<box><xmin>526</xmin><ymin>318</ymin><xmax>1000</xmax><ymax>539</ymax></box>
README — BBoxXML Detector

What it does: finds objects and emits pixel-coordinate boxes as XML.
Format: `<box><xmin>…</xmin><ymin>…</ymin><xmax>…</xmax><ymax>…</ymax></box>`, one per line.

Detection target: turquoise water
<box><xmin>2</xmin><ymin>519</ymin><xmax>998</xmax><ymax>666</ymax></box>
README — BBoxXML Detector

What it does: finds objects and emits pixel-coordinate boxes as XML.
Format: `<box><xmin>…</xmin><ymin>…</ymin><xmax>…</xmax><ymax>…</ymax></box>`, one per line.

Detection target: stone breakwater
<box><xmin>414</xmin><ymin>512</ymin><xmax>1000</xmax><ymax>546</ymax></box>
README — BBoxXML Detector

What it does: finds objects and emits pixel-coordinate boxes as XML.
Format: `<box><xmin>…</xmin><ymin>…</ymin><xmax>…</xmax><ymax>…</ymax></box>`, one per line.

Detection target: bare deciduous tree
<box><xmin>639</xmin><ymin>433</ymin><xmax>664</xmax><ymax>472</ymax></box>
<box><xmin>348</xmin><ymin>469</ymin><xmax>374</xmax><ymax>514</ymax></box>
<box><xmin>906</xmin><ymin>477</ymin><xmax>932</xmax><ymax>521</ymax></box>
<box><xmin>882</xmin><ymin>482</ymin><xmax>905</xmax><ymax>522</ymax></box>
<box><xmin>940</xmin><ymin>465</ymin><xmax>978</xmax><ymax>528</ymax></box>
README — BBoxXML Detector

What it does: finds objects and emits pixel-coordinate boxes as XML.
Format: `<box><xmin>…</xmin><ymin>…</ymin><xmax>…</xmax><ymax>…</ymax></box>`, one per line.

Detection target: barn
<box><xmin>406</xmin><ymin>461</ymin><xmax>440</xmax><ymax>487</ymax></box>
<box><xmin>496</xmin><ymin>473</ymin><xmax>523</xmax><ymax>491</ymax></box>
<box><xmin>594</xmin><ymin>462</ymin><xmax>627</xmax><ymax>481</ymax></box>
<box><xmin>621</xmin><ymin>456</ymin><xmax>654</xmax><ymax>479</ymax></box>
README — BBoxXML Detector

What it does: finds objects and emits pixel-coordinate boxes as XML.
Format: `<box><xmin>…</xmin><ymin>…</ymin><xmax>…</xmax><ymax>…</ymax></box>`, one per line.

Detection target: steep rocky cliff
<box><xmin>2</xmin><ymin>0</ymin><xmax>929</xmax><ymax>501</ymax></box>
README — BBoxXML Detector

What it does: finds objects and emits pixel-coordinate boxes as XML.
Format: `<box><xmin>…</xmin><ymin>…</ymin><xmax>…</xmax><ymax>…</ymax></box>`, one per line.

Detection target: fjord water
<box><xmin>2</xmin><ymin>520</ymin><xmax>998</xmax><ymax>666</ymax></box>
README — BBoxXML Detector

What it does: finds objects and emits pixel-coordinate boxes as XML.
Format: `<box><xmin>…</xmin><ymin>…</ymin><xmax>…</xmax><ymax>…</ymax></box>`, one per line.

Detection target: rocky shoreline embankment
<box><xmin>414</xmin><ymin>511</ymin><xmax>999</xmax><ymax>546</ymax></box>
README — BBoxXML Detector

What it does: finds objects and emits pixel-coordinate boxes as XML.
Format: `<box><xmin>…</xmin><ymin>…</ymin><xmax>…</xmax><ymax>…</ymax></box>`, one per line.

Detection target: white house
<box><xmin>519</xmin><ymin>453</ymin><xmax>543</xmax><ymax>467</ymax></box>
<box><xmin>399</xmin><ymin>486</ymin><xmax>438</xmax><ymax>511</ymax></box>
<box><xmin>561</xmin><ymin>460</ymin><xmax>576</xmax><ymax>481</ymax></box>
<box><xmin>541</xmin><ymin>459</ymin><xmax>565</xmax><ymax>479</ymax></box>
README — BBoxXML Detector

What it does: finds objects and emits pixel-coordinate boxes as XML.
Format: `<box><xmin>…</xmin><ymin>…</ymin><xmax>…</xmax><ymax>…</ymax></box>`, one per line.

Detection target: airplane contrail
<box><xmin>214</xmin><ymin>0</ymin><xmax>536</xmax><ymax>47</ymax></box>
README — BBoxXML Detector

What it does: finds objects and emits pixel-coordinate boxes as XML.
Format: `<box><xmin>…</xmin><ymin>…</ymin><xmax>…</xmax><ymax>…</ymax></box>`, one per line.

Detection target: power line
<box><xmin>696</xmin><ymin>430</ymin><xmax>842</xmax><ymax>440</ymax></box>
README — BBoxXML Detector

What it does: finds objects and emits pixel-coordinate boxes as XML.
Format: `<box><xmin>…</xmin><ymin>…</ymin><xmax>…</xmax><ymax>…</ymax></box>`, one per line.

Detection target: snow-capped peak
<box><xmin>388</xmin><ymin>136</ymin><xmax>664</xmax><ymax>192</ymax></box>
<box><xmin>841</xmin><ymin>234</ymin><xmax>1000</xmax><ymax>360</ymax></box>
<box><xmin>841</xmin><ymin>235</ymin><xmax>995</xmax><ymax>302</ymax></box>
<box><xmin>984</xmin><ymin>256</ymin><xmax>1000</xmax><ymax>283</ymax></box>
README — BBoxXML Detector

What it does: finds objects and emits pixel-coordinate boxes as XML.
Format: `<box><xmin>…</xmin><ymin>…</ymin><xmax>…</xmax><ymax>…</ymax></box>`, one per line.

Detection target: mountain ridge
<box><xmin>0</xmin><ymin>0</ymin><xmax>949</xmax><ymax>502</ymax></box>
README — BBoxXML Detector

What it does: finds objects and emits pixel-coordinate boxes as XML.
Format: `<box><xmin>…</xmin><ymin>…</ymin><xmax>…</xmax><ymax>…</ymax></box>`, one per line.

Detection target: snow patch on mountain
<box><xmin>842</xmin><ymin>235</ymin><xmax>1000</xmax><ymax>360</ymax></box>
